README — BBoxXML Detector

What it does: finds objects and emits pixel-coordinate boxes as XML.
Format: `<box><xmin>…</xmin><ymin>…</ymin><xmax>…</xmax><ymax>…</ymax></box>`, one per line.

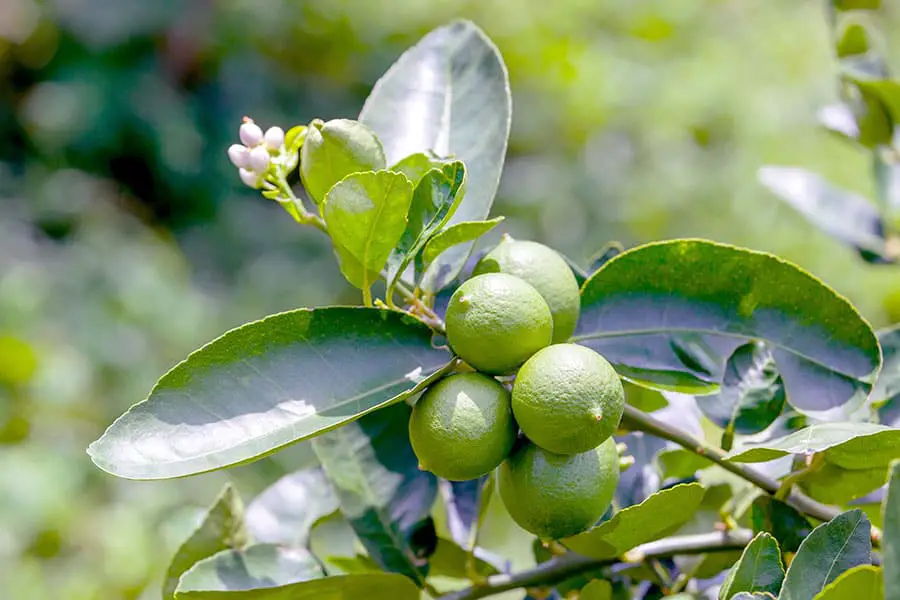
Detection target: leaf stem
<box><xmin>439</xmin><ymin>529</ymin><xmax>753</xmax><ymax>600</ymax></box>
<box><xmin>620</xmin><ymin>404</ymin><xmax>883</xmax><ymax>544</ymax></box>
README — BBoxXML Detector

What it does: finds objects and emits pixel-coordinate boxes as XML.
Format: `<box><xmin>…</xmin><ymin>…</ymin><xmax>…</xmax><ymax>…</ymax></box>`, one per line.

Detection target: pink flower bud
<box><xmin>248</xmin><ymin>145</ymin><xmax>270</xmax><ymax>173</ymax></box>
<box><xmin>227</xmin><ymin>144</ymin><xmax>250</xmax><ymax>169</ymax></box>
<box><xmin>239</xmin><ymin>119</ymin><xmax>263</xmax><ymax>146</ymax></box>
<box><xmin>264</xmin><ymin>126</ymin><xmax>285</xmax><ymax>150</ymax></box>
<box><xmin>239</xmin><ymin>168</ymin><xmax>261</xmax><ymax>189</ymax></box>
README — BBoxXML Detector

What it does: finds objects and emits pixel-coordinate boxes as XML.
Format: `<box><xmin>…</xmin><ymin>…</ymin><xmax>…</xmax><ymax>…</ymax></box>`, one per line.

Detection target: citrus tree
<box><xmin>88</xmin><ymin>14</ymin><xmax>900</xmax><ymax>600</ymax></box>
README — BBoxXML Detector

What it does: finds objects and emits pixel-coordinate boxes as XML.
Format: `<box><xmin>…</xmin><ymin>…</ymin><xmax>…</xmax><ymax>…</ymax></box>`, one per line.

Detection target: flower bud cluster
<box><xmin>227</xmin><ymin>117</ymin><xmax>285</xmax><ymax>189</ymax></box>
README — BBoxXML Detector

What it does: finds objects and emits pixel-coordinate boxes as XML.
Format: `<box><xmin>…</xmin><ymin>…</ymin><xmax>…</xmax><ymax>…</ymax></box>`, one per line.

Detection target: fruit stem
<box><xmin>439</xmin><ymin>529</ymin><xmax>753</xmax><ymax>600</ymax></box>
<box><xmin>619</xmin><ymin>404</ymin><xmax>883</xmax><ymax>545</ymax></box>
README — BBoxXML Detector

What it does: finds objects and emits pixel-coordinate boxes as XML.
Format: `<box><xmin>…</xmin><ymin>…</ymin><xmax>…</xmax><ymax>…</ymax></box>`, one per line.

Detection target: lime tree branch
<box><xmin>440</xmin><ymin>529</ymin><xmax>753</xmax><ymax>600</ymax></box>
<box><xmin>620</xmin><ymin>404</ymin><xmax>882</xmax><ymax>544</ymax></box>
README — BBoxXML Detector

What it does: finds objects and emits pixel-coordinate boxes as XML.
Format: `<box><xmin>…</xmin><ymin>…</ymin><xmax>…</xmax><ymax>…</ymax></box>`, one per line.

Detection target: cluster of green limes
<box><xmin>409</xmin><ymin>237</ymin><xmax>626</xmax><ymax>540</ymax></box>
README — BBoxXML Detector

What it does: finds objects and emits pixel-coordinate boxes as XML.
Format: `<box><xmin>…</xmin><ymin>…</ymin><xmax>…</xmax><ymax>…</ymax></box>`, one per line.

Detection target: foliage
<box><xmin>4</xmin><ymin>2</ymin><xmax>900</xmax><ymax>600</ymax></box>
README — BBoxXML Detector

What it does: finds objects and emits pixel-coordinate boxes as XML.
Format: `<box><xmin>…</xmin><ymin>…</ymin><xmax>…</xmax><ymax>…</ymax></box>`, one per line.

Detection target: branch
<box><xmin>620</xmin><ymin>404</ymin><xmax>883</xmax><ymax>544</ymax></box>
<box><xmin>440</xmin><ymin>529</ymin><xmax>754</xmax><ymax>600</ymax></box>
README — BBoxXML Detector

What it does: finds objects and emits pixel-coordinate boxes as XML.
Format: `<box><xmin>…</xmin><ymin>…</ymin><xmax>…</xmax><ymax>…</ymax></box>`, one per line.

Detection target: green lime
<box><xmin>409</xmin><ymin>373</ymin><xmax>517</xmax><ymax>481</ymax></box>
<box><xmin>512</xmin><ymin>343</ymin><xmax>624</xmax><ymax>455</ymax></box>
<box><xmin>473</xmin><ymin>238</ymin><xmax>581</xmax><ymax>342</ymax></box>
<box><xmin>445</xmin><ymin>273</ymin><xmax>553</xmax><ymax>374</ymax></box>
<box><xmin>498</xmin><ymin>438</ymin><xmax>619</xmax><ymax>540</ymax></box>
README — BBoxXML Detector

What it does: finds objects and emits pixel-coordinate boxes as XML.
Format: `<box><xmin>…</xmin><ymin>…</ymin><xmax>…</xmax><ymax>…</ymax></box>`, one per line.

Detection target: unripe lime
<box><xmin>512</xmin><ymin>343</ymin><xmax>624</xmax><ymax>455</ymax></box>
<box><xmin>473</xmin><ymin>238</ymin><xmax>581</xmax><ymax>342</ymax></box>
<box><xmin>498</xmin><ymin>438</ymin><xmax>619</xmax><ymax>540</ymax></box>
<box><xmin>409</xmin><ymin>373</ymin><xmax>517</xmax><ymax>481</ymax></box>
<box><xmin>445</xmin><ymin>273</ymin><xmax>553</xmax><ymax>374</ymax></box>
<box><xmin>300</xmin><ymin>118</ymin><xmax>386</xmax><ymax>204</ymax></box>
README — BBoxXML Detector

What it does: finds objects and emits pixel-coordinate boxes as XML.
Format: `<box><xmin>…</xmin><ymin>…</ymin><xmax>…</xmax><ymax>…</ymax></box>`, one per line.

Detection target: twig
<box><xmin>620</xmin><ymin>404</ymin><xmax>883</xmax><ymax>544</ymax></box>
<box><xmin>440</xmin><ymin>529</ymin><xmax>753</xmax><ymax>600</ymax></box>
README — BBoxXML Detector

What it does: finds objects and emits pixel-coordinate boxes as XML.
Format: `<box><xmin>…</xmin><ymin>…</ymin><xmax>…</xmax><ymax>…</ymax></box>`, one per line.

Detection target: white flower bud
<box><xmin>264</xmin><ymin>126</ymin><xmax>285</xmax><ymax>150</ymax></box>
<box><xmin>227</xmin><ymin>144</ymin><xmax>250</xmax><ymax>169</ymax></box>
<box><xmin>239</xmin><ymin>168</ymin><xmax>262</xmax><ymax>189</ymax></box>
<box><xmin>248</xmin><ymin>145</ymin><xmax>270</xmax><ymax>173</ymax></box>
<box><xmin>239</xmin><ymin>119</ymin><xmax>263</xmax><ymax>146</ymax></box>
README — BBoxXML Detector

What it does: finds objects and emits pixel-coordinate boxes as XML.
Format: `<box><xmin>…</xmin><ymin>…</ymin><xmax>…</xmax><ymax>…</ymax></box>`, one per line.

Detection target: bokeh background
<box><xmin>2</xmin><ymin>1</ymin><xmax>900</xmax><ymax>598</ymax></box>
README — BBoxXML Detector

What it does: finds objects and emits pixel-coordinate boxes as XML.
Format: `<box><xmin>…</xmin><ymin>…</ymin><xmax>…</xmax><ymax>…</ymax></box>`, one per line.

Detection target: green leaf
<box><xmin>428</xmin><ymin>537</ymin><xmax>499</xmax><ymax>579</ymax></box>
<box><xmin>718</xmin><ymin>533</ymin><xmax>784</xmax><ymax>600</ymax></box>
<box><xmin>836</xmin><ymin>22</ymin><xmax>870</xmax><ymax>58</ymax></box>
<box><xmin>163</xmin><ymin>484</ymin><xmax>248</xmax><ymax>600</ymax></box>
<box><xmin>389</xmin><ymin>152</ymin><xmax>448</xmax><ymax>186</ymax></box>
<box><xmin>579</xmin><ymin>580</ymin><xmax>612</xmax><ymax>600</ymax></box>
<box><xmin>751</xmin><ymin>496</ymin><xmax>812</xmax><ymax>554</ymax></box>
<box><xmin>360</xmin><ymin>20</ymin><xmax>511</xmax><ymax>294</ymax></box>
<box><xmin>300</xmin><ymin>119</ymin><xmax>386</xmax><ymax>205</ymax></box>
<box><xmin>88</xmin><ymin>307</ymin><xmax>452</xmax><ymax>479</ymax></box>
<box><xmin>323</xmin><ymin>171</ymin><xmax>415</xmax><ymax>298</ymax></box>
<box><xmin>812</xmin><ymin>565</ymin><xmax>883</xmax><ymax>599</ymax></box>
<box><xmin>884</xmin><ymin>461</ymin><xmax>900</xmax><ymax>598</ymax></box>
<box><xmin>875</xmin><ymin>326</ymin><xmax>900</xmax><ymax>425</ymax></box>
<box><xmin>833</xmin><ymin>0</ymin><xmax>880</xmax><ymax>9</ymax></box>
<box><xmin>726</xmin><ymin>422</ymin><xmax>900</xmax><ymax>467</ymax></box>
<box><xmin>696</xmin><ymin>343</ymin><xmax>786</xmax><ymax>436</ymax></box>
<box><xmin>575</xmin><ymin>240</ymin><xmax>881</xmax><ymax>414</ymax></box>
<box><xmin>419</xmin><ymin>217</ymin><xmax>505</xmax><ymax>275</ymax></box>
<box><xmin>385</xmin><ymin>163</ymin><xmax>466</xmax><ymax>295</ymax></box>
<box><xmin>245</xmin><ymin>468</ymin><xmax>338</xmax><ymax>547</ymax></box>
<box><xmin>311</xmin><ymin>404</ymin><xmax>438</xmax><ymax>586</ymax></box>
<box><xmin>175</xmin><ymin>544</ymin><xmax>323</xmax><ymax>597</ymax></box>
<box><xmin>624</xmin><ymin>381</ymin><xmax>668</xmax><ymax>412</ymax></box>
<box><xmin>179</xmin><ymin>572</ymin><xmax>418</xmax><ymax>600</ymax></box>
<box><xmin>656</xmin><ymin>449</ymin><xmax>714</xmax><ymax>480</ymax></box>
<box><xmin>563</xmin><ymin>483</ymin><xmax>705</xmax><ymax>559</ymax></box>
<box><xmin>778</xmin><ymin>509</ymin><xmax>871</xmax><ymax>600</ymax></box>
<box><xmin>758</xmin><ymin>167</ymin><xmax>892</xmax><ymax>264</ymax></box>
<box><xmin>799</xmin><ymin>462</ymin><xmax>887</xmax><ymax>505</ymax></box>
<box><xmin>731</xmin><ymin>594</ymin><xmax>776</xmax><ymax>600</ymax></box>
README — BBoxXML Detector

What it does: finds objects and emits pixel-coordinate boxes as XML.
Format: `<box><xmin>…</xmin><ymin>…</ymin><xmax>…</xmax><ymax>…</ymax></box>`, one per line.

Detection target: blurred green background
<box><xmin>2</xmin><ymin>1</ymin><xmax>900</xmax><ymax>598</ymax></box>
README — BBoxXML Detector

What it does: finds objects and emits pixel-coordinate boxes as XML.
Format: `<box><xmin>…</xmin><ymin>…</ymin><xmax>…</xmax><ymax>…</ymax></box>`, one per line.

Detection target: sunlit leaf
<box><xmin>360</xmin><ymin>20</ymin><xmax>511</xmax><ymax>294</ymax></box>
<box><xmin>575</xmin><ymin>240</ymin><xmax>881</xmax><ymax>411</ymax></box>
<box><xmin>245</xmin><ymin>468</ymin><xmax>338</xmax><ymax>547</ymax></box>
<box><xmin>88</xmin><ymin>307</ymin><xmax>452</xmax><ymax>479</ymax></box>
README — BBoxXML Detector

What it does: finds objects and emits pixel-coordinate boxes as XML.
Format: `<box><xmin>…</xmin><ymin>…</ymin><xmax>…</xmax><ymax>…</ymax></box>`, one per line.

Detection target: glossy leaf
<box><xmin>579</xmin><ymin>580</ymin><xmax>612</xmax><ymax>600</ymax></box>
<box><xmin>563</xmin><ymin>483</ymin><xmax>704</xmax><ymax>559</ymax></box>
<box><xmin>575</xmin><ymin>240</ymin><xmax>881</xmax><ymax>411</ymax></box>
<box><xmin>389</xmin><ymin>152</ymin><xmax>447</xmax><ymax>186</ymax></box>
<box><xmin>419</xmin><ymin>217</ymin><xmax>505</xmax><ymax>278</ymax></box>
<box><xmin>624</xmin><ymin>381</ymin><xmax>668</xmax><ymax>412</ymax></box>
<box><xmin>178</xmin><ymin>572</ymin><xmax>418</xmax><ymax>600</ymax></box>
<box><xmin>386</xmin><ymin>162</ymin><xmax>466</xmax><ymax>294</ymax></box>
<box><xmin>175</xmin><ymin>544</ymin><xmax>323</xmax><ymax>597</ymax></box>
<box><xmin>300</xmin><ymin>119</ymin><xmax>386</xmax><ymax>205</ymax></box>
<box><xmin>884</xmin><ymin>461</ymin><xmax>900</xmax><ymax>599</ymax></box>
<box><xmin>758</xmin><ymin>166</ymin><xmax>892</xmax><ymax>264</ymax></box>
<box><xmin>164</xmin><ymin>484</ymin><xmax>248</xmax><ymax>600</ymax></box>
<box><xmin>360</xmin><ymin>20</ymin><xmax>511</xmax><ymax>294</ymax></box>
<box><xmin>696</xmin><ymin>342</ymin><xmax>786</xmax><ymax>436</ymax></box>
<box><xmin>88</xmin><ymin>307</ymin><xmax>452</xmax><ymax>479</ymax></box>
<box><xmin>323</xmin><ymin>171</ymin><xmax>415</xmax><ymax>296</ymax></box>
<box><xmin>726</xmin><ymin>422</ymin><xmax>900</xmax><ymax>467</ymax></box>
<box><xmin>245</xmin><ymin>468</ymin><xmax>338</xmax><ymax>547</ymax></box>
<box><xmin>817</xmin><ymin>104</ymin><xmax>860</xmax><ymax>141</ymax></box>
<box><xmin>778</xmin><ymin>509</ymin><xmax>871</xmax><ymax>600</ymax></box>
<box><xmin>731</xmin><ymin>594</ymin><xmax>776</xmax><ymax>600</ymax></box>
<box><xmin>811</xmin><ymin>565</ymin><xmax>883</xmax><ymax>599</ymax></box>
<box><xmin>311</xmin><ymin>403</ymin><xmax>438</xmax><ymax>585</ymax></box>
<box><xmin>751</xmin><ymin>496</ymin><xmax>812</xmax><ymax>553</ymax></box>
<box><xmin>718</xmin><ymin>532</ymin><xmax>784</xmax><ymax>599</ymax></box>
